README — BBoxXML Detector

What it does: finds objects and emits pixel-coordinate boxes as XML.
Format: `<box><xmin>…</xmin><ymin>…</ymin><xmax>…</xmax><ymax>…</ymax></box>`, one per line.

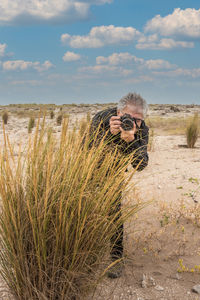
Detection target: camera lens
<box><xmin>120</xmin><ymin>114</ymin><xmax>134</xmax><ymax>131</ymax></box>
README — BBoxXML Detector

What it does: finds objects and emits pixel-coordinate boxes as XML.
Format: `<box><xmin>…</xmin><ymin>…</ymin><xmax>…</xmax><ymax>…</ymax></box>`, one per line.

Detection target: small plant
<box><xmin>56</xmin><ymin>114</ymin><xmax>63</xmax><ymax>125</ymax></box>
<box><xmin>28</xmin><ymin>117</ymin><xmax>35</xmax><ymax>133</ymax></box>
<box><xmin>177</xmin><ymin>259</ymin><xmax>200</xmax><ymax>273</ymax></box>
<box><xmin>50</xmin><ymin>110</ymin><xmax>54</xmax><ymax>119</ymax></box>
<box><xmin>2</xmin><ymin>111</ymin><xmax>9</xmax><ymax>124</ymax></box>
<box><xmin>186</xmin><ymin>113</ymin><xmax>199</xmax><ymax>148</ymax></box>
<box><xmin>160</xmin><ymin>213</ymin><xmax>170</xmax><ymax>227</ymax></box>
<box><xmin>143</xmin><ymin>247</ymin><xmax>148</xmax><ymax>254</ymax></box>
<box><xmin>188</xmin><ymin>177</ymin><xmax>199</xmax><ymax>184</ymax></box>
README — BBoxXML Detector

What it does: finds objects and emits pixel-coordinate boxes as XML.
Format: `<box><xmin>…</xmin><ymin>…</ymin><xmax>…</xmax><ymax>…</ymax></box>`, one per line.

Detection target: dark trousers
<box><xmin>110</xmin><ymin>191</ymin><xmax>123</xmax><ymax>260</ymax></box>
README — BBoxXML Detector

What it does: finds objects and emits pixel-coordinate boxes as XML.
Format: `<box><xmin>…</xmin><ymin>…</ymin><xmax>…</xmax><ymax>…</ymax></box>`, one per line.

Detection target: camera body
<box><xmin>120</xmin><ymin>113</ymin><xmax>138</xmax><ymax>131</ymax></box>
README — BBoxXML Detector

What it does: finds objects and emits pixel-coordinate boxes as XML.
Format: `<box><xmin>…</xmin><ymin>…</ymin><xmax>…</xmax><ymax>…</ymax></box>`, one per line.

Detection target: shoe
<box><xmin>107</xmin><ymin>261</ymin><xmax>123</xmax><ymax>279</ymax></box>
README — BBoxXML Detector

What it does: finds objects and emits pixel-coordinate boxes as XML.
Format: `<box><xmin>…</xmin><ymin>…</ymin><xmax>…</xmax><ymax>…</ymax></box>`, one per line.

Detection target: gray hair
<box><xmin>117</xmin><ymin>92</ymin><xmax>148</xmax><ymax>118</ymax></box>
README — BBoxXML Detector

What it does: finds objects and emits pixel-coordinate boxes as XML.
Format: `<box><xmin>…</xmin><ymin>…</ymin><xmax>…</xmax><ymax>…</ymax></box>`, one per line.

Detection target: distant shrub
<box><xmin>148</xmin><ymin>128</ymin><xmax>154</xmax><ymax>151</ymax></box>
<box><xmin>28</xmin><ymin>117</ymin><xmax>35</xmax><ymax>133</ymax></box>
<box><xmin>186</xmin><ymin>113</ymin><xmax>199</xmax><ymax>148</ymax></box>
<box><xmin>50</xmin><ymin>111</ymin><xmax>54</xmax><ymax>119</ymax></box>
<box><xmin>2</xmin><ymin>111</ymin><xmax>9</xmax><ymax>124</ymax></box>
<box><xmin>56</xmin><ymin>114</ymin><xmax>63</xmax><ymax>125</ymax></box>
<box><xmin>86</xmin><ymin>111</ymin><xmax>91</xmax><ymax>123</ymax></box>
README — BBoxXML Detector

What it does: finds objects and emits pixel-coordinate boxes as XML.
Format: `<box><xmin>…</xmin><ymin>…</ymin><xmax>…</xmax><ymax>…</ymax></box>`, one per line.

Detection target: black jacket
<box><xmin>88</xmin><ymin>107</ymin><xmax>149</xmax><ymax>171</ymax></box>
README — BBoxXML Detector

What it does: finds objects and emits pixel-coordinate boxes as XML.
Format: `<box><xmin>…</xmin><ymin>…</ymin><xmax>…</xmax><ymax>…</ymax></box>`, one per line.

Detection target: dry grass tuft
<box><xmin>50</xmin><ymin>111</ymin><xmax>55</xmax><ymax>119</ymax></box>
<box><xmin>0</xmin><ymin>114</ymin><xmax>143</xmax><ymax>300</ymax></box>
<box><xmin>186</xmin><ymin>113</ymin><xmax>199</xmax><ymax>148</ymax></box>
<box><xmin>56</xmin><ymin>114</ymin><xmax>63</xmax><ymax>125</ymax></box>
<box><xmin>28</xmin><ymin>117</ymin><xmax>35</xmax><ymax>133</ymax></box>
<box><xmin>2</xmin><ymin>111</ymin><xmax>9</xmax><ymax>124</ymax></box>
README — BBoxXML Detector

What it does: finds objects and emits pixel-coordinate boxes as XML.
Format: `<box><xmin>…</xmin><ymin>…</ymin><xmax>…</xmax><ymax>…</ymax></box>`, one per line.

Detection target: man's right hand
<box><xmin>109</xmin><ymin>116</ymin><xmax>121</xmax><ymax>135</ymax></box>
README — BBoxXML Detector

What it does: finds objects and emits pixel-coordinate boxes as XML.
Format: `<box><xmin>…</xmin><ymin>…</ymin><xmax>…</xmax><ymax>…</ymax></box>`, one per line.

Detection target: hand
<box><xmin>119</xmin><ymin>122</ymin><xmax>137</xmax><ymax>143</ymax></box>
<box><xmin>109</xmin><ymin>116</ymin><xmax>121</xmax><ymax>135</ymax></box>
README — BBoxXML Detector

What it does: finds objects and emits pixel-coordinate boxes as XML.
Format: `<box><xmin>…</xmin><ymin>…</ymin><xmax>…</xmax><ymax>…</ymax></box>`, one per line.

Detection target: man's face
<box><xmin>117</xmin><ymin>105</ymin><xmax>144</xmax><ymax>128</ymax></box>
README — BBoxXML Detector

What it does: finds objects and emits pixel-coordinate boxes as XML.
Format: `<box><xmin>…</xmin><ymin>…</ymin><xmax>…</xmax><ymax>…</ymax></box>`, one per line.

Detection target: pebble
<box><xmin>141</xmin><ymin>274</ymin><xmax>156</xmax><ymax>288</ymax></box>
<box><xmin>152</xmin><ymin>271</ymin><xmax>162</xmax><ymax>276</ymax></box>
<box><xmin>176</xmin><ymin>273</ymin><xmax>182</xmax><ymax>280</ymax></box>
<box><xmin>150</xmin><ymin>277</ymin><xmax>156</xmax><ymax>286</ymax></box>
<box><xmin>155</xmin><ymin>285</ymin><xmax>164</xmax><ymax>291</ymax></box>
<box><xmin>192</xmin><ymin>284</ymin><xmax>200</xmax><ymax>294</ymax></box>
<box><xmin>142</xmin><ymin>274</ymin><xmax>147</xmax><ymax>288</ymax></box>
<box><xmin>171</xmin><ymin>273</ymin><xmax>182</xmax><ymax>280</ymax></box>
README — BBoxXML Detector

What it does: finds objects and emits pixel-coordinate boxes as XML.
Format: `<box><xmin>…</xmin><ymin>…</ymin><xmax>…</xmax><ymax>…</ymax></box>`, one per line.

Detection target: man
<box><xmin>88</xmin><ymin>92</ymin><xmax>149</xmax><ymax>278</ymax></box>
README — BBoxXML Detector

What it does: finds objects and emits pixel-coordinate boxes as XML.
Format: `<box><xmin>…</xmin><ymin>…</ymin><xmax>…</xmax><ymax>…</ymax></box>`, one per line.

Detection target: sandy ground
<box><xmin>90</xmin><ymin>135</ymin><xmax>200</xmax><ymax>300</ymax></box>
<box><xmin>0</xmin><ymin>109</ymin><xmax>200</xmax><ymax>300</ymax></box>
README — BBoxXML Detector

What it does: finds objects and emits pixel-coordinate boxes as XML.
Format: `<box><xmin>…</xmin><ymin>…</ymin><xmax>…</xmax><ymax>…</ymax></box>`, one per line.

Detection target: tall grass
<box><xmin>186</xmin><ymin>113</ymin><xmax>199</xmax><ymax>148</ymax></box>
<box><xmin>0</xmin><ymin>114</ymin><xmax>142</xmax><ymax>300</ymax></box>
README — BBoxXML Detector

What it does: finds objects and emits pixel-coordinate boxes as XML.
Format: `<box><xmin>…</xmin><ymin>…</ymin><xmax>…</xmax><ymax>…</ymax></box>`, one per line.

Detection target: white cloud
<box><xmin>96</xmin><ymin>52</ymin><xmax>175</xmax><ymax>70</ymax></box>
<box><xmin>145</xmin><ymin>8</ymin><xmax>200</xmax><ymax>39</ymax></box>
<box><xmin>61</xmin><ymin>25</ymin><xmax>141</xmax><ymax>48</ymax></box>
<box><xmin>96</xmin><ymin>52</ymin><xmax>144</xmax><ymax>65</ymax></box>
<box><xmin>2</xmin><ymin>60</ymin><xmax>53</xmax><ymax>71</ymax></box>
<box><xmin>78</xmin><ymin>0</ymin><xmax>112</xmax><ymax>3</ymax></box>
<box><xmin>144</xmin><ymin>59</ymin><xmax>176</xmax><ymax>70</ymax></box>
<box><xmin>79</xmin><ymin>65</ymin><xmax>133</xmax><ymax>77</ymax></box>
<box><xmin>79</xmin><ymin>52</ymin><xmax>176</xmax><ymax>79</ymax></box>
<box><xmin>136</xmin><ymin>34</ymin><xmax>194</xmax><ymax>50</ymax></box>
<box><xmin>153</xmin><ymin>68</ymin><xmax>200</xmax><ymax>78</ymax></box>
<box><xmin>91</xmin><ymin>52</ymin><xmax>200</xmax><ymax>80</ymax></box>
<box><xmin>63</xmin><ymin>51</ymin><xmax>81</xmax><ymax>62</ymax></box>
<box><xmin>123</xmin><ymin>75</ymin><xmax>153</xmax><ymax>84</ymax></box>
<box><xmin>35</xmin><ymin>60</ymin><xmax>54</xmax><ymax>71</ymax></box>
<box><xmin>0</xmin><ymin>0</ymin><xmax>112</xmax><ymax>25</ymax></box>
<box><xmin>3</xmin><ymin>60</ymin><xmax>36</xmax><ymax>70</ymax></box>
<box><xmin>0</xmin><ymin>43</ymin><xmax>7</xmax><ymax>56</ymax></box>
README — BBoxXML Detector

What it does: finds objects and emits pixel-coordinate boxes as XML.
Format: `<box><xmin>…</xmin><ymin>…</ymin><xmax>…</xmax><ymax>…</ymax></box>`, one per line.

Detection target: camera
<box><xmin>120</xmin><ymin>113</ymin><xmax>138</xmax><ymax>131</ymax></box>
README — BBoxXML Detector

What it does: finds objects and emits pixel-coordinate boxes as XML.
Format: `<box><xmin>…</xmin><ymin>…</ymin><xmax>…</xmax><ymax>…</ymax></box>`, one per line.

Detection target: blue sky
<box><xmin>0</xmin><ymin>0</ymin><xmax>200</xmax><ymax>105</ymax></box>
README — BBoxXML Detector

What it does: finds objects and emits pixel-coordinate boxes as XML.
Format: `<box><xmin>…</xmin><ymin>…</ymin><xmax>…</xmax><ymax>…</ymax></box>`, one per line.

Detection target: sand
<box><xmin>0</xmin><ymin>104</ymin><xmax>200</xmax><ymax>300</ymax></box>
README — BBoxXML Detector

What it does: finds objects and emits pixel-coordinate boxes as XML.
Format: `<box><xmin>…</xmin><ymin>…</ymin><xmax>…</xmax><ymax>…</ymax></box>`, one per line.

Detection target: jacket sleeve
<box><xmin>90</xmin><ymin>111</ymin><xmax>106</xmax><ymax>138</ymax></box>
<box><xmin>122</xmin><ymin>126</ymin><xmax>149</xmax><ymax>171</ymax></box>
<box><xmin>87</xmin><ymin>110</ymin><xmax>109</xmax><ymax>149</ymax></box>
